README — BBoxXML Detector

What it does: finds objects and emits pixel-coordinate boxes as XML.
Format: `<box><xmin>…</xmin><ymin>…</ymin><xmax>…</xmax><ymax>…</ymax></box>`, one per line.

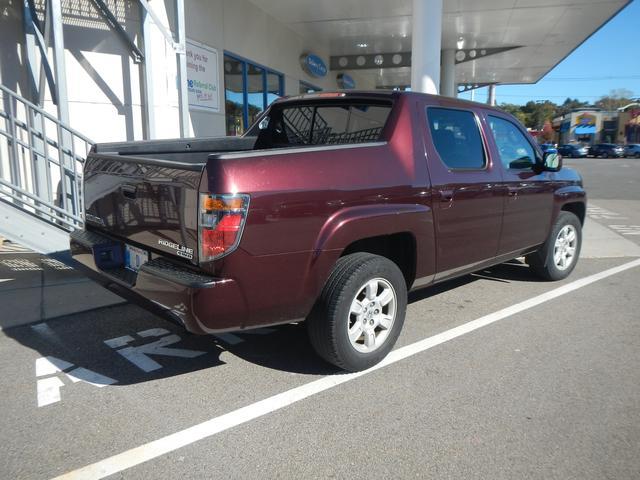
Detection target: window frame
<box><xmin>486</xmin><ymin>114</ymin><xmax>541</xmax><ymax>171</ymax></box>
<box><xmin>224</xmin><ymin>51</ymin><xmax>284</xmax><ymax>132</ymax></box>
<box><xmin>426</xmin><ymin>106</ymin><xmax>490</xmax><ymax>172</ymax></box>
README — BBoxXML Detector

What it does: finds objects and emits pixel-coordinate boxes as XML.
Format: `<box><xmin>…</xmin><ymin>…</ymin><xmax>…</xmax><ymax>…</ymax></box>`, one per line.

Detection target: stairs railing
<box><xmin>0</xmin><ymin>84</ymin><xmax>93</xmax><ymax>231</ymax></box>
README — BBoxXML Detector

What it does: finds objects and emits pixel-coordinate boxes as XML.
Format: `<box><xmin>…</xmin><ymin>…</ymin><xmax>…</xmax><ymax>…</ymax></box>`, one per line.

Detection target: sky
<box><xmin>458</xmin><ymin>0</ymin><xmax>640</xmax><ymax>106</ymax></box>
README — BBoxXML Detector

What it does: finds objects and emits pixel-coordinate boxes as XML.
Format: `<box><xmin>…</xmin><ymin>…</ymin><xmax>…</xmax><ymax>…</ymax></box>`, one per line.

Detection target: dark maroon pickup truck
<box><xmin>71</xmin><ymin>91</ymin><xmax>586</xmax><ymax>371</ymax></box>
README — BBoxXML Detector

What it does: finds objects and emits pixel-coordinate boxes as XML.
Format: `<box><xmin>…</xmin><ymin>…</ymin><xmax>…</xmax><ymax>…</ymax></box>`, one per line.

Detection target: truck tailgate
<box><xmin>82</xmin><ymin>153</ymin><xmax>203</xmax><ymax>263</ymax></box>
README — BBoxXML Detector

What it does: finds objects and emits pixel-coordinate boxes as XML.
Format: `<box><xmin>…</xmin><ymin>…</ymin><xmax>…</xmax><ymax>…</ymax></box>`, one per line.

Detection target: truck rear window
<box><xmin>252</xmin><ymin>102</ymin><xmax>391</xmax><ymax>148</ymax></box>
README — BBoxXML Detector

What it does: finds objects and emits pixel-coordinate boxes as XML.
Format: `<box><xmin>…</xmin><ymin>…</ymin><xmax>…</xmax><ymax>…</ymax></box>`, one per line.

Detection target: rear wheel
<box><xmin>527</xmin><ymin>211</ymin><xmax>582</xmax><ymax>281</ymax></box>
<box><xmin>307</xmin><ymin>253</ymin><xmax>407</xmax><ymax>372</ymax></box>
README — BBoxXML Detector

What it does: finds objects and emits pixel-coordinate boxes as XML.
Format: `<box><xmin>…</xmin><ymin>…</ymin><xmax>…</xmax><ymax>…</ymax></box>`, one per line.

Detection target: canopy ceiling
<box><xmin>249</xmin><ymin>0</ymin><xmax>630</xmax><ymax>87</ymax></box>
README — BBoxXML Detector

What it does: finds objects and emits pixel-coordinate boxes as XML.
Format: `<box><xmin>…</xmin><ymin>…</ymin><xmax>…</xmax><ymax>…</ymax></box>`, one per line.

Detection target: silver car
<box><xmin>624</xmin><ymin>144</ymin><xmax>640</xmax><ymax>158</ymax></box>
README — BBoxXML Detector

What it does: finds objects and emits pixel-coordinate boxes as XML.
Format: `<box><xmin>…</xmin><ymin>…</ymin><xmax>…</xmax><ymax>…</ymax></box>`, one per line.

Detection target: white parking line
<box><xmin>52</xmin><ymin>258</ymin><xmax>640</xmax><ymax>480</ymax></box>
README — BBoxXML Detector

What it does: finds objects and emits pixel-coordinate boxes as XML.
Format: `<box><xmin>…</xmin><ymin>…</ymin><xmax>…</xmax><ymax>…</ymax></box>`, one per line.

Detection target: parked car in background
<box><xmin>589</xmin><ymin>143</ymin><xmax>625</xmax><ymax>158</ymax></box>
<box><xmin>540</xmin><ymin>143</ymin><xmax>556</xmax><ymax>154</ymax></box>
<box><xmin>624</xmin><ymin>144</ymin><xmax>640</xmax><ymax>158</ymax></box>
<box><xmin>558</xmin><ymin>144</ymin><xmax>589</xmax><ymax>158</ymax></box>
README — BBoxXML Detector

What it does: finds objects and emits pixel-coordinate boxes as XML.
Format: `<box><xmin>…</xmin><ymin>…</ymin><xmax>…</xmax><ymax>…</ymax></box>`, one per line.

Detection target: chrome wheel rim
<box><xmin>347</xmin><ymin>278</ymin><xmax>397</xmax><ymax>353</ymax></box>
<box><xmin>553</xmin><ymin>225</ymin><xmax>578</xmax><ymax>271</ymax></box>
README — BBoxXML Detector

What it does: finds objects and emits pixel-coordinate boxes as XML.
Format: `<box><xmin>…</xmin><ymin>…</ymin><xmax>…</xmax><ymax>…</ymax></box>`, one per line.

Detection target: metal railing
<box><xmin>0</xmin><ymin>84</ymin><xmax>93</xmax><ymax>231</ymax></box>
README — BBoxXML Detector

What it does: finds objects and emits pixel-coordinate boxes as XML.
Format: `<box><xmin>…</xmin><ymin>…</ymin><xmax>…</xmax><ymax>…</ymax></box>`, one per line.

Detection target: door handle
<box><xmin>439</xmin><ymin>189</ymin><xmax>454</xmax><ymax>202</ymax></box>
<box><xmin>439</xmin><ymin>189</ymin><xmax>454</xmax><ymax>209</ymax></box>
<box><xmin>507</xmin><ymin>186</ymin><xmax>519</xmax><ymax>199</ymax></box>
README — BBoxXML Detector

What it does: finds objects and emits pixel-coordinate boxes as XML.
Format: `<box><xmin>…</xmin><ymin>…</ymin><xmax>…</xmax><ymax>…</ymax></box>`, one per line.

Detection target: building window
<box><xmin>299</xmin><ymin>81</ymin><xmax>321</xmax><ymax>94</ymax></box>
<box><xmin>224</xmin><ymin>53</ymin><xmax>284</xmax><ymax>136</ymax></box>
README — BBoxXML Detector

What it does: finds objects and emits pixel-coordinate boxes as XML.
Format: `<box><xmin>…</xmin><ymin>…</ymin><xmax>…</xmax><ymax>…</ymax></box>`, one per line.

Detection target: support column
<box><xmin>440</xmin><ymin>49</ymin><xmax>456</xmax><ymax>97</ymax></box>
<box><xmin>49</xmin><ymin>0</ymin><xmax>69</xmax><ymax>124</ymax></box>
<box><xmin>411</xmin><ymin>0</ymin><xmax>443</xmax><ymax>94</ymax></box>
<box><xmin>487</xmin><ymin>84</ymin><xmax>496</xmax><ymax>106</ymax></box>
<box><xmin>175</xmin><ymin>0</ymin><xmax>189</xmax><ymax>138</ymax></box>
<box><xmin>141</xmin><ymin>9</ymin><xmax>156</xmax><ymax>139</ymax></box>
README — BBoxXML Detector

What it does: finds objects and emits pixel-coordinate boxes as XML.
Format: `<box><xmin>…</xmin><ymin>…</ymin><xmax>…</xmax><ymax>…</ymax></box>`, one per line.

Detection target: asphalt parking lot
<box><xmin>1</xmin><ymin>157</ymin><xmax>639</xmax><ymax>480</ymax></box>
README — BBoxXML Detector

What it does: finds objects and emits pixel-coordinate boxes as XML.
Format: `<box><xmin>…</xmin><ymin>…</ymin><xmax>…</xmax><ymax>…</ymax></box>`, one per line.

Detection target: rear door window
<box><xmin>427</xmin><ymin>108</ymin><xmax>486</xmax><ymax>169</ymax></box>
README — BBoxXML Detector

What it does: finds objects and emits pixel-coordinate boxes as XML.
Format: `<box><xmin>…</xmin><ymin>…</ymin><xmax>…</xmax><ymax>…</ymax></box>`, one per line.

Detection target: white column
<box><xmin>487</xmin><ymin>84</ymin><xmax>496</xmax><ymax>106</ymax></box>
<box><xmin>440</xmin><ymin>49</ymin><xmax>456</xmax><ymax>97</ymax></box>
<box><xmin>411</xmin><ymin>0</ymin><xmax>443</xmax><ymax>94</ymax></box>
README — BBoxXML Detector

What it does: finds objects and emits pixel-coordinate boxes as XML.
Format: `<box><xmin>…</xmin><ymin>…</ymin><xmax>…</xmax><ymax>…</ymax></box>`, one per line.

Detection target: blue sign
<box><xmin>300</xmin><ymin>53</ymin><xmax>327</xmax><ymax>78</ymax></box>
<box><xmin>337</xmin><ymin>73</ymin><xmax>356</xmax><ymax>89</ymax></box>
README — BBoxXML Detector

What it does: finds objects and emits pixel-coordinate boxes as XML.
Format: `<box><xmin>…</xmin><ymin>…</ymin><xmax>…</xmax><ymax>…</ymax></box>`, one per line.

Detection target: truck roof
<box><xmin>277</xmin><ymin>90</ymin><xmax>501</xmax><ymax>112</ymax></box>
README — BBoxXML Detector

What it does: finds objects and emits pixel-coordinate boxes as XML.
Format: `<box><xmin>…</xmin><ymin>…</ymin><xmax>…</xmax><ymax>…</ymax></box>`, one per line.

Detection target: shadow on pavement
<box><xmin>2</xmin><ymin>259</ymin><xmax>539</xmax><ymax>382</ymax></box>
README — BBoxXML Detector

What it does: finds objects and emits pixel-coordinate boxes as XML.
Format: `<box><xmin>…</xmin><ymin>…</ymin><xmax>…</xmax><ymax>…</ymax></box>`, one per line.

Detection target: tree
<box><xmin>497</xmin><ymin>103</ymin><xmax>528</xmax><ymax>126</ymax></box>
<box><xmin>595</xmin><ymin>89</ymin><xmax>635</xmax><ymax>111</ymax></box>
<box><xmin>521</xmin><ymin>100</ymin><xmax>558</xmax><ymax>130</ymax></box>
<box><xmin>557</xmin><ymin>97</ymin><xmax>590</xmax><ymax>116</ymax></box>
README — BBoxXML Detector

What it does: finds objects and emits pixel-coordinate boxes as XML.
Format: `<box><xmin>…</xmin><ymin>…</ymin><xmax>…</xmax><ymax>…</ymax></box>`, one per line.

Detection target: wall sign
<box><xmin>300</xmin><ymin>53</ymin><xmax>328</xmax><ymax>78</ymax></box>
<box><xmin>186</xmin><ymin>39</ymin><xmax>220</xmax><ymax>112</ymax></box>
<box><xmin>337</xmin><ymin>73</ymin><xmax>356</xmax><ymax>89</ymax></box>
<box><xmin>574</xmin><ymin>113</ymin><xmax>596</xmax><ymax>135</ymax></box>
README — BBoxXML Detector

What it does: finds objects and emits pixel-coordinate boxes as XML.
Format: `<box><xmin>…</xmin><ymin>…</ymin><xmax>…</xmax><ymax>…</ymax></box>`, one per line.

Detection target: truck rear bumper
<box><xmin>69</xmin><ymin>229</ymin><xmax>247</xmax><ymax>334</ymax></box>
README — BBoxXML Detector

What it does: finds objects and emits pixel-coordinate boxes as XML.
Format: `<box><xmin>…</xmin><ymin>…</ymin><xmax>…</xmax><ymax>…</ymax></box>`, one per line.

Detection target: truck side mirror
<box><xmin>543</xmin><ymin>151</ymin><xmax>562</xmax><ymax>172</ymax></box>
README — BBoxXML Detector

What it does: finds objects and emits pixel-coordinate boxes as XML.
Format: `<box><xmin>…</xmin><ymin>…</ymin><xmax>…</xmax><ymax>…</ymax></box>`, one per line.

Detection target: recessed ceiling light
<box><xmin>357</xmin><ymin>43</ymin><xmax>368</xmax><ymax>48</ymax></box>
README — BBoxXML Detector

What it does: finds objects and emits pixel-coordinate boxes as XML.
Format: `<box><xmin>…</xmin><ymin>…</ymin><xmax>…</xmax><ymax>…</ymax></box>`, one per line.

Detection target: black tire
<box><xmin>307</xmin><ymin>253</ymin><xmax>407</xmax><ymax>372</ymax></box>
<box><xmin>526</xmin><ymin>211</ymin><xmax>582</xmax><ymax>281</ymax></box>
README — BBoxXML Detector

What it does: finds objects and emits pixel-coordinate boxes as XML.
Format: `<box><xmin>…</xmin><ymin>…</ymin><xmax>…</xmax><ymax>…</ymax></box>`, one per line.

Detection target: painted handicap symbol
<box><xmin>104</xmin><ymin>328</ymin><xmax>206</xmax><ymax>372</ymax></box>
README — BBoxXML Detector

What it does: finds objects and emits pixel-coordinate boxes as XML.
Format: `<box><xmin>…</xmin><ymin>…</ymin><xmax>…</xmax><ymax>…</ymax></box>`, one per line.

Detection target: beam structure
<box><xmin>487</xmin><ymin>84</ymin><xmax>497</xmax><ymax>106</ymax></box>
<box><xmin>138</xmin><ymin>0</ymin><xmax>189</xmax><ymax>138</ymax></box>
<box><xmin>90</xmin><ymin>0</ymin><xmax>144</xmax><ymax>63</ymax></box>
<box><xmin>411</xmin><ymin>0</ymin><xmax>442</xmax><ymax>94</ymax></box>
<box><xmin>49</xmin><ymin>0</ymin><xmax>69</xmax><ymax>125</ymax></box>
<box><xmin>141</xmin><ymin>8</ymin><xmax>156</xmax><ymax>139</ymax></box>
<box><xmin>440</xmin><ymin>49</ymin><xmax>456</xmax><ymax>97</ymax></box>
<box><xmin>174</xmin><ymin>0</ymin><xmax>189</xmax><ymax>138</ymax></box>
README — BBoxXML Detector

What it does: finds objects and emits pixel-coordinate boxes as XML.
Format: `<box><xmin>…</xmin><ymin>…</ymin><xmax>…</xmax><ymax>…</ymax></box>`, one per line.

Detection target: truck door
<box><xmin>484</xmin><ymin>114</ymin><xmax>554</xmax><ymax>255</ymax></box>
<box><xmin>424</xmin><ymin>106</ymin><xmax>504</xmax><ymax>281</ymax></box>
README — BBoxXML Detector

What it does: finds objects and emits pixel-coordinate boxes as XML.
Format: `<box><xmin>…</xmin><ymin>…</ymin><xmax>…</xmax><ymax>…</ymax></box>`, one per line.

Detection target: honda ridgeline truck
<box><xmin>70</xmin><ymin>91</ymin><xmax>586</xmax><ymax>372</ymax></box>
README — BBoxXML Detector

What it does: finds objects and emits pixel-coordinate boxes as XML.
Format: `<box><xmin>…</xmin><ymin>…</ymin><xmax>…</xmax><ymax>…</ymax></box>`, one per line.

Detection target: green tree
<box><xmin>497</xmin><ymin>103</ymin><xmax>528</xmax><ymax>126</ymax></box>
<box><xmin>521</xmin><ymin>100</ymin><xmax>557</xmax><ymax>130</ymax></box>
<box><xmin>595</xmin><ymin>88</ymin><xmax>635</xmax><ymax>111</ymax></box>
<box><xmin>557</xmin><ymin>97</ymin><xmax>590</xmax><ymax>116</ymax></box>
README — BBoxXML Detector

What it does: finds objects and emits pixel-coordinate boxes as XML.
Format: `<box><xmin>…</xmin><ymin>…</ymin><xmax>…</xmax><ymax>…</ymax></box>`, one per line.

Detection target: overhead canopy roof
<box><xmin>249</xmin><ymin>0</ymin><xmax>630</xmax><ymax>87</ymax></box>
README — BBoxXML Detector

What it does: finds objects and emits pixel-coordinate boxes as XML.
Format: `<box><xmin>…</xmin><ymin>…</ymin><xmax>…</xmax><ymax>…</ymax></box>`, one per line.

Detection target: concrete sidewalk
<box><xmin>0</xmin><ymin>239</ymin><xmax>124</xmax><ymax>330</ymax></box>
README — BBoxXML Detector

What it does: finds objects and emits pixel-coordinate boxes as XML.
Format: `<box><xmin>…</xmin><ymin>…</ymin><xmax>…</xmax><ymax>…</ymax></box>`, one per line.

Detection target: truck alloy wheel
<box><xmin>527</xmin><ymin>211</ymin><xmax>582</xmax><ymax>281</ymax></box>
<box><xmin>553</xmin><ymin>225</ymin><xmax>578</xmax><ymax>271</ymax></box>
<box><xmin>307</xmin><ymin>252</ymin><xmax>407</xmax><ymax>372</ymax></box>
<box><xmin>347</xmin><ymin>278</ymin><xmax>397</xmax><ymax>353</ymax></box>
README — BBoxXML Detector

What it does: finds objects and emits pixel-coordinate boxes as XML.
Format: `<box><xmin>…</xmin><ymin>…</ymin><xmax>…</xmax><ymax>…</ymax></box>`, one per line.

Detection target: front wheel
<box><xmin>526</xmin><ymin>211</ymin><xmax>582</xmax><ymax>281</ymax></box>
<box><xmin>307</xmin><ymin>253</ymin><xmax>407</xmax><ymax>372</ymax></box>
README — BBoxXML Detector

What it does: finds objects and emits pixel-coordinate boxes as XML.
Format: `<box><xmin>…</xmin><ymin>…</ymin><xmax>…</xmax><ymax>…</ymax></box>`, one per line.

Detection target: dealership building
<box><xmin>0</xmin><ymin>0</ymin><xmax>632</xmax><ymax>144</ymax></box>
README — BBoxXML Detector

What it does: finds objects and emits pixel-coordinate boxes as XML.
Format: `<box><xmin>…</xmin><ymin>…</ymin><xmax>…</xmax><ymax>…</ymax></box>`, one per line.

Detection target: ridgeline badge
<box><xmin>158</xmin><ymin>239</ymin><xmax>194</xmax><ymax>259</ymax></box>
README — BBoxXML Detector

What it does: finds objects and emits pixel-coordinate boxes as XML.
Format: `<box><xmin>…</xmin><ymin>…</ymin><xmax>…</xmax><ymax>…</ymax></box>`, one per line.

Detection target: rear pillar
<box><xmin>411</xmin><ymin>0</ymin><xmax>443</xmax><ymax>94</ymax></box>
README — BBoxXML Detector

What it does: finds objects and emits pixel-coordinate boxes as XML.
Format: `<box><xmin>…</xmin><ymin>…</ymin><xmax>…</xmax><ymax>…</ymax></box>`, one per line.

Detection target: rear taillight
<box><xmin>199</xmin><ymin>193</ymin><xmax>250</xmax><ymax>261</ymax></box>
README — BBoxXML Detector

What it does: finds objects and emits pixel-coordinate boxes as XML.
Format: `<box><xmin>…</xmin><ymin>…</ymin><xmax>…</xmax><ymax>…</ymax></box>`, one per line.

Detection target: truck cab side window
<box><xmin>488</xmin><ymin>116</ymin><xmax>536</xmax><ymax>170</ymax></box>
<box><xmin>427</xmin><ymin>108</ymin><xmax>486</xmax><ymax>169</ymax></box>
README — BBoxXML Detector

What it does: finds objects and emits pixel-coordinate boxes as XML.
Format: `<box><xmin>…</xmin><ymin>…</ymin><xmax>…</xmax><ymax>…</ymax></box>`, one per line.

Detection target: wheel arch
<box><xmin>304</xmin><ymin>203</ymin><xmax>435</xmax><ymax>307</ymax></box>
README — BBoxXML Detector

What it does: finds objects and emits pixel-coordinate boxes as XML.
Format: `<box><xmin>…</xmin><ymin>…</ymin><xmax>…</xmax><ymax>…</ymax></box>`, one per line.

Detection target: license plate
<box><xmin>124</xmin><ymin>244</ymin><xmax>149</xmax><ymax>272</ymax></box>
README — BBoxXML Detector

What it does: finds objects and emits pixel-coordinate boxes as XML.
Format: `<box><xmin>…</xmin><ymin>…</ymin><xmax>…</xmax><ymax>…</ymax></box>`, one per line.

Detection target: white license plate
<box><xmin>124</xmin><ymin>244</ymin><xmax>149</xmax><ymax>272</ymax></box>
